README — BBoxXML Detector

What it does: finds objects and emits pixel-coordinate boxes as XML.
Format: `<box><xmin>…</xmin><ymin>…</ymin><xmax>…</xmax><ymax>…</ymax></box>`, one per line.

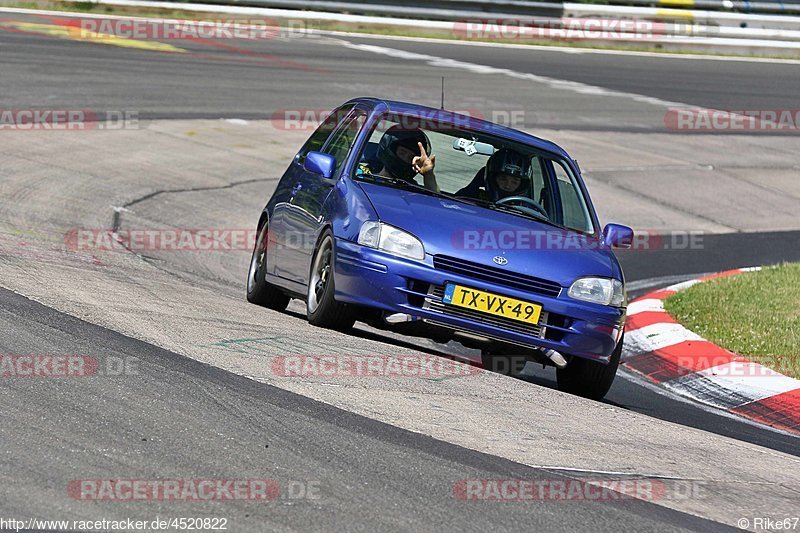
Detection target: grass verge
<box><xmin>664</xmin><ymin>263</ymin><xmax>800</xmax><ymax>379</ymax></box>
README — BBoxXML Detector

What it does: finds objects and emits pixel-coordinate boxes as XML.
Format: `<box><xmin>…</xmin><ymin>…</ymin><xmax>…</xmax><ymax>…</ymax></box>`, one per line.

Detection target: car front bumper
<box><xmin>333</xmin><ymin>238</ymin><xmax>626</xmax><ymax>363</ymax></box>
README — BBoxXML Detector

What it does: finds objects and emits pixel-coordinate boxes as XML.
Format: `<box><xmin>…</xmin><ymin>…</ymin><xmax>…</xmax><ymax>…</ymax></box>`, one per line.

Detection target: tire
<box><xmin>306</xmin><ymin>230</ymin><xmax>356</xmax><ymax>332</ymax></box>
<box><xmin>556</xmin><ymin>334</ymin><xmax>623</xmax><ymax>401</ymax></box>
<box><xmin>246</xmin><ymin>222</ymin><xmax>290</xmax><ymax>311</ymax></box>
<box><xmin>481</xmin><ymin>349</ymin><xmax>527</xmax><ymax>376</ymax></box>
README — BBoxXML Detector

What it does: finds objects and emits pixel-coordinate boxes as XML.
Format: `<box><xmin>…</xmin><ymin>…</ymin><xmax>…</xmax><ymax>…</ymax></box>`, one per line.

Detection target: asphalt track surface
<box><xmin>1</xmin><ymin>11</ymin><xmax>799</xmax><ymax>531</ymax></box>
<box><xmin>0</xmin><ymin>287</ymin><xmax>733</xmax><ymax>532</ymax></box>
<box><xmin>337</xmin><ymin>36</ymin><xmax>800</xmax><ymax>113</ymax></box>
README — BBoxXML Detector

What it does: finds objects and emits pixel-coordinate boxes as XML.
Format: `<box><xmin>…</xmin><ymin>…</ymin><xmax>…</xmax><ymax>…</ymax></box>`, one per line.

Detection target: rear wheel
<box><xmin>556</xmin><ymin>334</ymin><xmax>623</xmax><ymax>400</ymax></box>
<box><xmin>306</xmin><ymin>230</ymin><xmax>356</xmax><ymax>332</ymax></box>
<box><xmin>247</xmin><ymin>222</ymin><xmax>290</xmax><ymax>311</ymax></box>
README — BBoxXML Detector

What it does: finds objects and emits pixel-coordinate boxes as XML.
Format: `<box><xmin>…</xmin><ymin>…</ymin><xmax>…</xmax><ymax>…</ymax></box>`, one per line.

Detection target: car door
<box><xmin>279</xmin><ymin>107</ymin><xmax>367</xmax><ymax>284</ymax></box>
<box><xmin>270</xmin><ymin>105</ymin><xmax>353</xmax><ymax>281</ymax></box>
<box><xmin>540</xmin><ymin>157</ymin><xmax>595</xmax><ymax>234</ymax></box>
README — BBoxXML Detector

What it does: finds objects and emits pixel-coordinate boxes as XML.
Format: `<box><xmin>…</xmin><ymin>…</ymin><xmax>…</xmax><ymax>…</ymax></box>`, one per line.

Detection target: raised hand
<box><xmin>412</xmin><ymin>142</ymin><xmax>436</xmax><ymax>176</ymax></box>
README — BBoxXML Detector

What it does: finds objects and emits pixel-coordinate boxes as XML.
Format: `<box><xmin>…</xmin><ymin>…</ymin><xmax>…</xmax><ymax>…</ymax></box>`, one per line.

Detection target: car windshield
<box><xmin>353</xmin><ymin>113</ymin><xmax>595</xmax><ymax>234</ymax></box>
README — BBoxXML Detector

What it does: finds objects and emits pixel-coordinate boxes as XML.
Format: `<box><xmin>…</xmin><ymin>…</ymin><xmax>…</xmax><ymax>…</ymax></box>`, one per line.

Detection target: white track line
<box><xmin>337</xmin><ymin>40</ymin><xmax>690</xmax><ymax>109</ymax></box>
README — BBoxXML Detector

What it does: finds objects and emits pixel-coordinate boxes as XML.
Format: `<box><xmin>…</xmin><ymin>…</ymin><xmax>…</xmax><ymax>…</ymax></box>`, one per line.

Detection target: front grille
<box><xmin>433</xmin><ymin>255</ymin><xmax>562</xmax><ymax>297</ymax></box>
<box><xmin>423</xmin><ymin>285</ymin><xmax>547</xmax><ymax>339</ymax></box>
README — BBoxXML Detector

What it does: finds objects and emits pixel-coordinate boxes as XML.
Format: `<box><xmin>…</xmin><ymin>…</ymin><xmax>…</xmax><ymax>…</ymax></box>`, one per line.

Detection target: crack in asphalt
<box><xmin>107</xmin><ymin>177</ymin><xmax>276</xmax><ymax>287</ymax></box>
<box><xmin>119</xmin><ymin>177</ymin><xmax>275</xmax><ymax>212</ymax></box>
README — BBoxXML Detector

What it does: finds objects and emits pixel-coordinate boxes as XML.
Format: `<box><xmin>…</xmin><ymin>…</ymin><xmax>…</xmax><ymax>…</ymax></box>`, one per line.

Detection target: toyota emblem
<box><xmin>492</xmin><ymin>256</ymin><xmax>508</xmax><ymax>266</ymax></box>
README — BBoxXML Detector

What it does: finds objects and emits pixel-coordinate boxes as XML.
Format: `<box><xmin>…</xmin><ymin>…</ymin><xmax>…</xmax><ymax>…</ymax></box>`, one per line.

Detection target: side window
<box><xmin>297</xmin><ymin>105</ymin><xmax>354</xmax><ymax>162</ymax></box>
<box><xmin>552</xmin><ymin>161</ymin><xmax>594</xmax><ymax>233</ymax></box>
<box><xmin>529</xmin><ymin>156</ymin><xmax>547</xmax><ymax>209</ymax></box>
<box><xmin>322</xmin><ymin>111</ymin><xmax>366</xmax><ymax>176</ymax></box>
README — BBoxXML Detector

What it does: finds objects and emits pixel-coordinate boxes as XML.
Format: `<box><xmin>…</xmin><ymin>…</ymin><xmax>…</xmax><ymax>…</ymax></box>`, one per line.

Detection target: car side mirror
<box><xmin>304</xmin><ymin>151</ymin><xmax>336</xmax><ymax>179</ymax></box>
<box><xmin>602</xmin><ymin>223</ymin><xmax>634</xmax><ymax>249</ymax></box>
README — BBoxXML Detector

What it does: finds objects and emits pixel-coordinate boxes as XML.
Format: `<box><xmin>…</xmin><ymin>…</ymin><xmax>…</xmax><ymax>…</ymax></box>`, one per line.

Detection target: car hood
<box><xmin>357</xmin><ymin>182</ymin><xmax>621</xmax><ymax>286</ymax></box>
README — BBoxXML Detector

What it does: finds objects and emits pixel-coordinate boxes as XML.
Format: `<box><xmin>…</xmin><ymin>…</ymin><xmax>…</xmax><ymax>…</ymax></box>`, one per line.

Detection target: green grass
<box><xmin>664</xmin><ymin>263</ymin><xmax>800</xmax><ymax>378</ymax></box>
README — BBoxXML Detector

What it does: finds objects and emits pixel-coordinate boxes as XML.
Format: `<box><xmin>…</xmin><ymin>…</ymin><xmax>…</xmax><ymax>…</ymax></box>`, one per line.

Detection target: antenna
<box><xmin>441</xmin><ymin>77</ymin><xmax>445</xmax><ymax>110</ymax></box>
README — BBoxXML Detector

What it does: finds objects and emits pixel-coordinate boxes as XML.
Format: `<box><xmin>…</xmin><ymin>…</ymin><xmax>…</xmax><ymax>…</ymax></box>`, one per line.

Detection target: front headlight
<box><xmin>568</xmin><ymin>277</ymin><xmax>625</xmax><ymax>307</ymax></box>
<box><xmin>357</xmin><ymin>221</ymin><xmax>425</xmax><ymax>260</ymax></box>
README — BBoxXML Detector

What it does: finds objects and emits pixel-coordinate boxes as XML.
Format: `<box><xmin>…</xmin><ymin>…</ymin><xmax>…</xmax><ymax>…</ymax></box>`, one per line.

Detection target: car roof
<box><xmin>345</xmin><ymin>97</ymin><xmax>571</xmax><ymax>159</ymax></box>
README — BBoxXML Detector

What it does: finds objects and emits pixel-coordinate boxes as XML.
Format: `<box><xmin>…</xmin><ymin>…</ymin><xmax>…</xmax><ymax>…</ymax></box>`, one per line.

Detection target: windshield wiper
<box><xmin>363</xmin><ymin>180</ymin><xmax>563</xmax><ymax>228</ymax></box>
<box><xmin>492</xmin><ymin>203</ymin><xmax>552</xmax><ymax>224</ymax></box>
<box><xmin>453</xmin><ymin>195</ymin><xmax>493</xmax><ymax>207</ymax></box>
<box><xmin>359</xmin><ymin>173</ymin><xmax>450</xmax><ymax>199</ymax></box>
<box><xmin>454</xmin><ymin>195</ymin><xmax>562</xmax><ymax>228</ymax></box>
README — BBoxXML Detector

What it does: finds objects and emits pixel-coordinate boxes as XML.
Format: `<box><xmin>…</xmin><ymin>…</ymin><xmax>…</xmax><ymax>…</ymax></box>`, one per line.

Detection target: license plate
<box><xmin>442</xmin><ymin>284</ymin><xmax>542</xmax><ymax>324</ymax></box>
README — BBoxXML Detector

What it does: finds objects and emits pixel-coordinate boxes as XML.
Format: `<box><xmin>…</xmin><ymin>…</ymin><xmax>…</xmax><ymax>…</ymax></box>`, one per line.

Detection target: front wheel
<box><xmin>556</xmin><ymin>334</ymin><xmax>623</xmax><ymax>401</ymax></box>
<box><xmin>247</xmin><ymin>222</ymin><xmax>290</xmax><ymax>311</ymax></box>
<box><xmin>306</xmin><ymin>230</ymin><xmax>356</xmax><ymax>332</ymax></box>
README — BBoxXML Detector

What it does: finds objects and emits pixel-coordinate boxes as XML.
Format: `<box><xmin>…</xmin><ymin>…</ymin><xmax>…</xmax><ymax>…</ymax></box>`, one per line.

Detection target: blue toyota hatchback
<box><xmin>248</xmin><ymin>98</ymin><xmax>633</xmax><ymax>399</ymax></box>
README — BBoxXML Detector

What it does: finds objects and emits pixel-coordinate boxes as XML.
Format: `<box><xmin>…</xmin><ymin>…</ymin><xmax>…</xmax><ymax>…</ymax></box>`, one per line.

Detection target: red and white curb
<box><xmin>622</xmin><ymin>267</ymin><xmax>800</xmax><ymax>435</ymax></box>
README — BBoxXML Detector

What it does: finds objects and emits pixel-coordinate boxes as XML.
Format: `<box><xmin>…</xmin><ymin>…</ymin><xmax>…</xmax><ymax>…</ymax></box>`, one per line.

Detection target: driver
<box><xmin>484</xmin><ymin>148</ymin><xmax>531</xmax><ymax>201</ymax></box>
<box><xmin>360</xmin><ymin>125</ymin><xmax>439</xmax><ymax>192</ymax></box>
<box><xmin>455</xmin><ymin>147</ymin><xmax>531</xmax><ymax>201</ymax></box>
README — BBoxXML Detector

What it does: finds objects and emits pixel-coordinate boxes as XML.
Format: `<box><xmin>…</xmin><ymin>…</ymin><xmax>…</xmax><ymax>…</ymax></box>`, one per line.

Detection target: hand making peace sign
<box><xmin>412</xmin><ymin>142</ymin><xmax>436</xmax><ymax>176</ymax></box>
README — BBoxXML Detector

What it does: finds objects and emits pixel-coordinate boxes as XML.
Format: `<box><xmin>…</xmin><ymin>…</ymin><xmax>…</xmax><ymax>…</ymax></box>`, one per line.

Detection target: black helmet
<box><xmin>377</xmin><ymin>125</ymin><xmax>431</xmax><ymax>181</ymax></box>
<box><xmin>485</xmin><ymin>148</ymin><xmax>531</xmax><ymax>200</ymax></box>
